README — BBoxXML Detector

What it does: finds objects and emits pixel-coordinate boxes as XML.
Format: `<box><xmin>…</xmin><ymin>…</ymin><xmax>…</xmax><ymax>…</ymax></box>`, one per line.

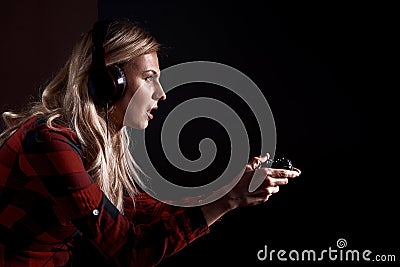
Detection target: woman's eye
<box><xmin>145</xmin><ymin>76</ymin><xmax>154</xmax><ymax>82</ymax></box>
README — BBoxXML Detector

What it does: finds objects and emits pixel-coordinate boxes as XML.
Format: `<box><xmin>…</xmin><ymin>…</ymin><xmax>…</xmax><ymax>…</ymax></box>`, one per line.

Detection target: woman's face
<box><xmin>111</xmin><ymin>52</ymin><xmax>166</xmax><ymax>130</ymax></box>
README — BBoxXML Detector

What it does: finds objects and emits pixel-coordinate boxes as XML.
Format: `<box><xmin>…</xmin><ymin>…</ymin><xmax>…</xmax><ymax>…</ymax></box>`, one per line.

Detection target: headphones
<box><xmin>88</xmin><ymin>20</ymin><xmax>127</xmax><ymax>106</ymax></box>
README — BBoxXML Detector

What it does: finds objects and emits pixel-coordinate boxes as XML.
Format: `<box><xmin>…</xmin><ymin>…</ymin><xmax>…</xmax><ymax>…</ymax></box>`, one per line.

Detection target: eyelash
<box><xmin>145</xmin><ymin>76</ymin><xmax>155</xmax><ymax>82</ymax></box>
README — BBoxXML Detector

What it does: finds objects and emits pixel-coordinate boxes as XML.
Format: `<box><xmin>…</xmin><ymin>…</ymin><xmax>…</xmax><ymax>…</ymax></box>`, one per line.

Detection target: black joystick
<box><xmin>271</xmin><ymin>157</ymin><xmax>293</xmax><ymax>170</ymax></box>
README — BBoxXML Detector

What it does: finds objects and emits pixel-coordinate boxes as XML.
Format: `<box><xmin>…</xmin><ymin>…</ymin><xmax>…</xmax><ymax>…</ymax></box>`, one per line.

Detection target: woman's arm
<box><xmin>127</xmin><ymin>155</ymin><xmax>301</xmax><ymax>228</ymax></box>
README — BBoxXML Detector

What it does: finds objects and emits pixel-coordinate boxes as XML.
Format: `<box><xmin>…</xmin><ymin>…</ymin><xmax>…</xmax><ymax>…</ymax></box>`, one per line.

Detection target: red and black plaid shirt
<box><xmin>0</xmin><ymin>117</ymin><xmax>209</xmax><ymax>267</ymax></box>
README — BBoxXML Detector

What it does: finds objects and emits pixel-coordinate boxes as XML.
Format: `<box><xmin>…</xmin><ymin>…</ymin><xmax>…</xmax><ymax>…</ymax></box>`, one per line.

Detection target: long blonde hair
<box><xmin>0</xmin><ymin>20</ymin><xmax>160</xmax><ymax>212</ymax></box>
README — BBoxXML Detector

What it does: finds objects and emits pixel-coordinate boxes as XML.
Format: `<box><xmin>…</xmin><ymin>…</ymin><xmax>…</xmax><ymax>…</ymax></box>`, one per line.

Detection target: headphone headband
<box><xmin>92</xmin><ymin>20</ymin><xmax>112</xmax><ymax>45</ymax></box>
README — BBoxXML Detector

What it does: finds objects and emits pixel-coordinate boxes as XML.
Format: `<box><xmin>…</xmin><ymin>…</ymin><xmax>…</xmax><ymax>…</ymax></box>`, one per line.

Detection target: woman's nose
<box><xmin>153</xmin><ymin>83</ymin><xmax>166</xmax><ymax>101</ymax></box>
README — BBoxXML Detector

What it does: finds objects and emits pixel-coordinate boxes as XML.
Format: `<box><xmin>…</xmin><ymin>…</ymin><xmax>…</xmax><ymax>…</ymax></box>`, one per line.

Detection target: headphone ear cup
<box><xmin>88</xmin><ymin>20</ymin><xmax>127</xmax><ymax>106</ymax></box>
<box><xmin>106</xmin><ymin>64</ymin><xmax>127</xmax><ymax>104</ymax></box>
<box><xmin>88</xmin><ymin>64</ymin><xmax>126</xmax><ymax>105</ymax></box>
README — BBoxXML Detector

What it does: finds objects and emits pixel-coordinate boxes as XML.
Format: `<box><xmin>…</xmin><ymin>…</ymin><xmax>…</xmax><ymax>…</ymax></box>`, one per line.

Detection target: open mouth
<box><xmin>147</xmin><ymin>105</ymin><xmax>158</xmax><ymax>120</ymax></box>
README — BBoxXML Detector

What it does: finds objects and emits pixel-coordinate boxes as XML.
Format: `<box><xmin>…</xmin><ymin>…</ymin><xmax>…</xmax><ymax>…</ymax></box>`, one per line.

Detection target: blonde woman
<box><xmin>0</xmin><ymin>19</ymin><xmax>300</xmax><ymax>266</ymax></box>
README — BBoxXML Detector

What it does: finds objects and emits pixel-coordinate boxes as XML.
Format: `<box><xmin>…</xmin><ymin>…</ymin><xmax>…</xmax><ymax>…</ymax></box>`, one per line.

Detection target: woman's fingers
<box><xmin>255</xmin><ymin>153</ymin><xmax>270</xmax><ymax>164</ymax></box>
<box><xmin>292</xmin><ymin>167</ymin><xmax>301</xmax><ymax>175</ymax></box>
<box><xmin>257</xmin><ymin>177</ymin><xmax>287</xmax><ymax>187</ymax></box>
<box><xmin>249</xmin><ymin>167</ymin><xmax>298</xmax><ymax>191</ymax></box>
<box><xmin>253</xmin><ymin>182</ymin><xmax>281</xmax><ymax>194</ymax></box>
<box><xmin>247</xmin><ymin>153</ymin><xmax>270</xmax><ymax>171</ymax></box>
<box><xmin>266</xmin><ymin>186</ymin><xmax>280</xmax><ymax>195</ymax></box>
<box><xmin>270</xmin><ymin>177</ymin><xmax>288</xmax><ymax>187</ymax></box>
<box><xmin>266</xmin><ymin>168</ymin><xmax>301</xmax><ymax>179</ymax></box>
<box><xmin>246</xmin><ymin>185</ymin><xmax>282</xmax><ymax>207</ymax></box>
<box><xmin>245</xmin><ymin>154</ymin><xmax>301</xmax><ymax>193</ymax></box>
<box><xmin>248</xmin><ymin>168</ymin><xmax>271</xmax><ymax>192</ymax></box>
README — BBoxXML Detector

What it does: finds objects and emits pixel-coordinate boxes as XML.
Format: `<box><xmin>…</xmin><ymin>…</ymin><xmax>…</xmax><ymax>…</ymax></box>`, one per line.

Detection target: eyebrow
<box><xmin>143</xmin><ymin>69</ymin><xmax>158</xmax><ymax>75</ymax></box>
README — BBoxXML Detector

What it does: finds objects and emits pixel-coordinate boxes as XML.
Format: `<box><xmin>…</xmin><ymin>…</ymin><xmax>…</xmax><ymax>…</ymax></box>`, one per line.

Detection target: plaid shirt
<box><xmin>0</xmin><ymin>117</ymin><xmax>209</xmax><ymax>267</ymax></box>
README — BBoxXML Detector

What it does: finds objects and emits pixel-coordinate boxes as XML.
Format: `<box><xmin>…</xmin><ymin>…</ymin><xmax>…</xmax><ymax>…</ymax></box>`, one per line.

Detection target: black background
<box><xmin>0</xmin><ymin>1</ymin><xmax>97</xmax><ymax>115</ymax></box>
<box><xmin>98</xmin><ymin>1</ymin><xmax>398</xmax><ymax>266</ymax></box>
<box><xmin>1</xmin><ymin>1</ymin><xmax>397</xmax><ymax>266</ymax></box>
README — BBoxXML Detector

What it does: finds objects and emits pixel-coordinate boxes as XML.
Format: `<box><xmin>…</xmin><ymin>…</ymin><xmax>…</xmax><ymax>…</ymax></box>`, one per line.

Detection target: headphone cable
<box><xmin>105</xmin><ymin>102</ymin><xmax>109</xmax><ymax>139</ymax></box>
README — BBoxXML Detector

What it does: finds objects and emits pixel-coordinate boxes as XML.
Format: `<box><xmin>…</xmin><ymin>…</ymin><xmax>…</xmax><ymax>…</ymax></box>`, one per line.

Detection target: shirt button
<box><xmin>92</xmin><ymin>209</ymin><xmax>99</xmax><ymax>216</ymax></box>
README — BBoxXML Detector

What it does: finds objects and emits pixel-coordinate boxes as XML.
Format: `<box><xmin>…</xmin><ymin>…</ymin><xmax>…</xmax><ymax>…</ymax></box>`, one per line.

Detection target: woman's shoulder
<box><xmin>19</xmin><ymin>116</ymin><xmax>84</xmax><ymax>155</ymax></box>
<box><xmin>22</xmin><ymin>116</ymin><xmax>75</xmax><ymax>136</ymax></box>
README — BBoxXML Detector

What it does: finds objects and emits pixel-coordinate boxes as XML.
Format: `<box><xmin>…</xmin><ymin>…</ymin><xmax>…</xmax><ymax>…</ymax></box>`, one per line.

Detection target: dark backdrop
<box><xmin>1</xmin><ymin>1</ymin><xmax>397</xmax><ymax>266</ymax></box>
<box><xmin>98</xmin><ymin>1</ymin><xmax>398</xmax><ymax>266</ymax></box>
<box><xmin>0</xmin><ymin>1</ymin><xmax>97</xmax><ymax>116</ymax></box>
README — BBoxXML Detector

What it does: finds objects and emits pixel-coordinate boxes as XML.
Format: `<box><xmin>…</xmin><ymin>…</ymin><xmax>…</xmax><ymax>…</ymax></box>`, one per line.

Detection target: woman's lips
<box><xmin>147</xmin><ymin>106</ymin><xmax>157</xmax><ymax>120</ymax></box>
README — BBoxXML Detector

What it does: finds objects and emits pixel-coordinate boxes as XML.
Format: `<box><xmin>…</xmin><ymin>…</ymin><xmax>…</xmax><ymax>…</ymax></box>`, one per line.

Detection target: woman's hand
<box><xmin>200</xmin><ymin>153</ymin><xmax>301</xmax><ymax>225</ymax></box>
<box><xmin>225</xmin><ymin>153</ymin><xmax>301</xmax><ymax>209</ymax></box>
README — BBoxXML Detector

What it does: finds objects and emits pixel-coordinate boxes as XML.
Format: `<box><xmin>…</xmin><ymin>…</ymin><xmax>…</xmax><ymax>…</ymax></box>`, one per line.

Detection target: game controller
<box><xmin>260</xmin><ymin>157</ymin><xmax>293</xmax><ymax>170</ymax></box>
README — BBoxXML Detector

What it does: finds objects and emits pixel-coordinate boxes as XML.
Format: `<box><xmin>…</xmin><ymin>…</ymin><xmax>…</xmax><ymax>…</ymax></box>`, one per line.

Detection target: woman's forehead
<box><xmin>128</xmin><ymin>52</ymin><xmax>159</xmax><ymax>72</ymax></box>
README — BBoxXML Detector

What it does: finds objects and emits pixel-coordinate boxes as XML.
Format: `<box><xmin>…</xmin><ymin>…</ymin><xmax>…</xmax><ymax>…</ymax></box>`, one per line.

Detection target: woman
<box><xmin>0</xmin><ymin>19</ymin><xmax>300</xmax><ymax>266</ymax></box>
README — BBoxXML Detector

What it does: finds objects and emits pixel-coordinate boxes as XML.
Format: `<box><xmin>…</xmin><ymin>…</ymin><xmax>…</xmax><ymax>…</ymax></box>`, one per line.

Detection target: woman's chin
<box><xmin>123</xmin><ymin>120</ymin><xmax>147</xmax><ymax>130</ymax></box>
<box><xmin>137</xmin><ymin>120</ymin><xmax>148</xmax><ymax>130</ymax></box>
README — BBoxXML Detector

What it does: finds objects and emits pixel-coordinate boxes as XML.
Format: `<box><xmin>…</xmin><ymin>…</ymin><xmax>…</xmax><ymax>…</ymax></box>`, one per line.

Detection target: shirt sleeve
<box><xmin>18</xmin><ymin>124</ymin><xmax>209</xmax><ymax>267</ymax></box>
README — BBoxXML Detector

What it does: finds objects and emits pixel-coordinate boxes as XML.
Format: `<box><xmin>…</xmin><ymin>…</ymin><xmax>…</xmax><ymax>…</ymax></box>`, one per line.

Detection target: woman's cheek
<box><xmin>122</xmin><ymin>87</ymin><xmax>148</xmax><ymax>129</ymax></box>
<box><xmin>123</xmin><ymin>94</ymin><xmax>140</xmax><ymax>129</ymax></box>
